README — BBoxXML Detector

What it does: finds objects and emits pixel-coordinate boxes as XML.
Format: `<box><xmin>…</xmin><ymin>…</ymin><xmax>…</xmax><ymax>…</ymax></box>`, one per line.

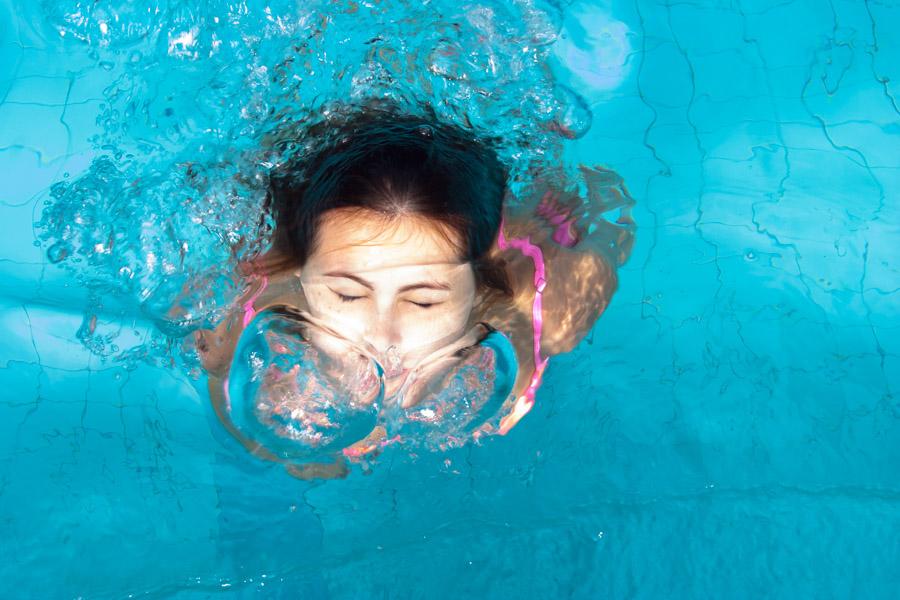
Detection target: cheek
<box><xmin>303</xmin><ymin>285</ymin><xmax>370</xmax><ymax>332</ymax></box>
<box><xmin>397</xmin><ymin>299</ymin><xmax>474</xmax><ymax>346</ymax></box>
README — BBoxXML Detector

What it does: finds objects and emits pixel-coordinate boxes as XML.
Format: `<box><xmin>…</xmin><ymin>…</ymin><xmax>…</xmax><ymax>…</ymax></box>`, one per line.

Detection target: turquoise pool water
<box><xmin>1</xmin><ymin>0</ymin><xmax>898</xmax><ymax>597</ymax></box>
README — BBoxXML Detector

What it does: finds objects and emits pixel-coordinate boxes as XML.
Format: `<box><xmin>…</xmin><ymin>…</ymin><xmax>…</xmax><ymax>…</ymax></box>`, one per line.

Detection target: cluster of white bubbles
<box><xmin>34</xmin><ymin>0</ymin><xmax>594</xmax><ymax>373</ymax></box>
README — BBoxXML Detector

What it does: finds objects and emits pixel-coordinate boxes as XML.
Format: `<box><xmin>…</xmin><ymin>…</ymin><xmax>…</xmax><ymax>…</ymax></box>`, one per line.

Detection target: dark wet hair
<box><xmin>263</xmin><ymin>105</ymin><xmax>512</xmax><ymax>299</ymax></box>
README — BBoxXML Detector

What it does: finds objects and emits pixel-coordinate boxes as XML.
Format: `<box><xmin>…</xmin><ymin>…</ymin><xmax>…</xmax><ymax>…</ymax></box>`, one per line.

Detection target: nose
<box><xmin>365</xmin><ymin>304</ymin><xmax>402</xmax><ymax>358</ymax></box>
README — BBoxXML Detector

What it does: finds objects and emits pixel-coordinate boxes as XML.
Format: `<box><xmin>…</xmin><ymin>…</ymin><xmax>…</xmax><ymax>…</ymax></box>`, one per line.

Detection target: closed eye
<box><xmin>409</xmin><ymin>301</ymin><xmax>441</xmax><ymax>309</ymax></box>
<box><xmin>336</xmin><ymin>292</ymin><xmax>363</xmax><ymax>303</ymax></box>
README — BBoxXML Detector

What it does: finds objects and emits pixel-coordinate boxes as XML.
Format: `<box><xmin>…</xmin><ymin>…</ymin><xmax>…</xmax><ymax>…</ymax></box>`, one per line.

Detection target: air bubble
<box><xmin>47</xmin><ymin>241</ymin><xmax>71</xmax><ymax>264</ymax></box>
<box><xmin>549</xmin><ymin>84</ymin><xmax>592</xmax><ymax>139</ymax></box>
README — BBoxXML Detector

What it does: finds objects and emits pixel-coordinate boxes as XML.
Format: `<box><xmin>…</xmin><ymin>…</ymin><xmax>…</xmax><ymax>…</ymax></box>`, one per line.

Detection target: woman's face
<box><xmin>298</xmin><ymin>208</ymin><xmax>477</xmax><ymax>379</ymax></box>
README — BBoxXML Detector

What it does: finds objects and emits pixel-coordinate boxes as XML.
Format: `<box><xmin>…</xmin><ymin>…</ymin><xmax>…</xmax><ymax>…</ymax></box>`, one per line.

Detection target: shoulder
<box><xmin>480</xmin><ymin>227</ymin><xmax>617</xmax><ymax>357</ymax></box>
<box><xmin>539</xmin><ymin>248</ymin><xmax>616</xmax><ymax>355</ymax></box>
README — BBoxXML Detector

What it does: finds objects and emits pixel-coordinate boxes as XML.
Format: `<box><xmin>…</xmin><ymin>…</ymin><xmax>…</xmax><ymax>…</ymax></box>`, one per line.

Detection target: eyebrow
<box><xmin>324</xmin><ymin>271</ymin><xmax>451</xmax><ymax>293</ymax></box>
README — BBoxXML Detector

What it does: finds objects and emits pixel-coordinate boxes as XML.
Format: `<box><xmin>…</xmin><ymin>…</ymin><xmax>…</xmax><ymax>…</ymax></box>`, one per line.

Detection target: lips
<box><xmin>385</xmin><ymin>366</ymin><xmax>408</xmax><ymax>379</ymax></box>
<box><xmin>384</xmin><ymin>368</ymin><xmax>411</xmax><ymax>398</ymax></box>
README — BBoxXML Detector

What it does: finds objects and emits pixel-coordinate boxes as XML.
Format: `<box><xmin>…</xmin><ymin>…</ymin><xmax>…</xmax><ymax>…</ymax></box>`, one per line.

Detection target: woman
<box><xmin>195</xmin><ymin>103</ymin><xmax>635</xmax><ymax>479</ymax></box>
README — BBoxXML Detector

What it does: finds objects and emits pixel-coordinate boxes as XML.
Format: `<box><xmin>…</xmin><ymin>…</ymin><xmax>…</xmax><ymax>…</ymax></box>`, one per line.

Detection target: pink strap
<box><xmin>494</xmin><ymin>217</ymin><xmax>549</xmax><ymax>434</ymax></box>
<box><xmin>225</xmin><ymin>276</ymin><xmax>270</xmax><ymax>413</ymax></box>
<box><xmin>241</xmin><ymin>276</ymin><xmax>269</xmax><ymax>327</ymax></box>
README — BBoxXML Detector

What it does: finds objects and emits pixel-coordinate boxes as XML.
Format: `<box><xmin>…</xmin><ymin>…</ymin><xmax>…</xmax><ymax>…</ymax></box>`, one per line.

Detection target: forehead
<box><xmin>308</xmin><ymin>209</ymin><xmax>464</xmax><ymax>275</ymax></box>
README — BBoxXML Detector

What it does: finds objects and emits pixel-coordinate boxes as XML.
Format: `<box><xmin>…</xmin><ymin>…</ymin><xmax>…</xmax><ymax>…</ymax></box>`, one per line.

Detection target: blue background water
<box><xmin>1</xmin><ymin>0</ymin><xmax>899</xmax><ymax>597</ymax></box>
